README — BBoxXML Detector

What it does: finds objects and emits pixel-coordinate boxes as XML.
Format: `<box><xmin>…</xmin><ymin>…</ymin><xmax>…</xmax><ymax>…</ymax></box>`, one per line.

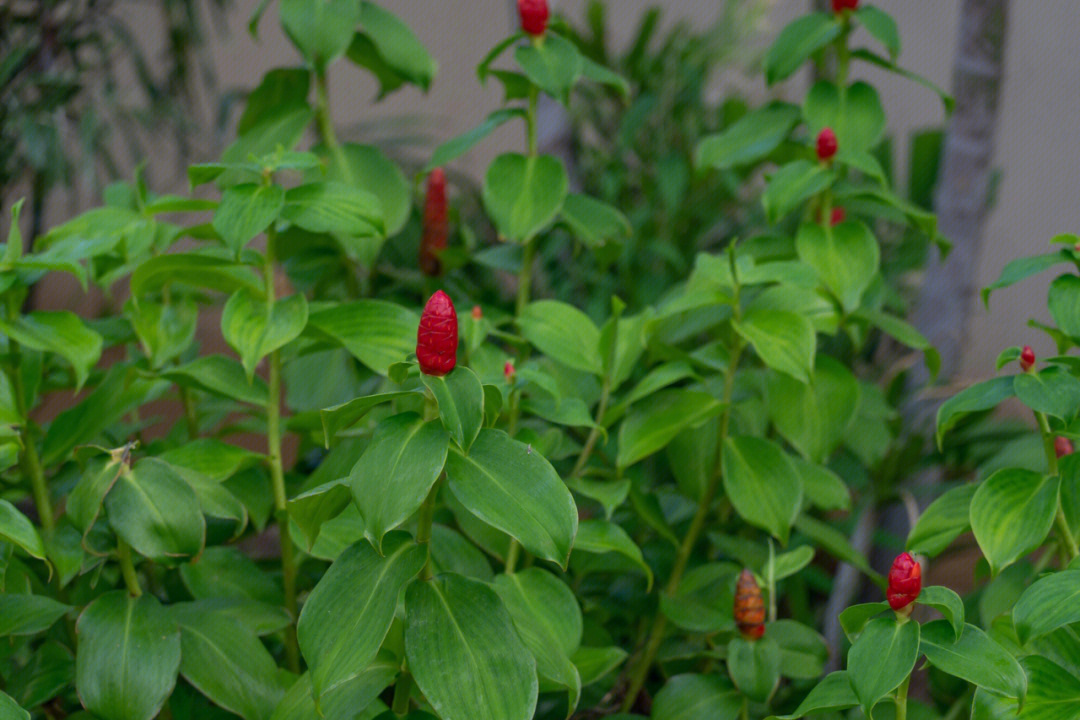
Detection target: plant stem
<box><xmin>740</xmin><ymin>697</ymin><xmax>749</xmax><ymax>720</ymax></box>
<box><xmin>416</xmin><ymin>477</ymin><xmax>440</xmax><ymax>581</ymax></box>
<box><xmin>572</xmin><ymin>376</ymin><xmax>612</xmax><ymax>479</ymax></box>
<box><xmin>516</xmin><ymin>238</ymin><xmax>537</xmax><ymax>317</ymax></box>
<box><xmin>391</xmin><ymin>666</ymin><xmax>414</xmax><ymax>715</ymax></box>
<box><xmin>504</xmin><ymin>539</ymin><xmax>521</xmax><ymax>574</ymax></box>
<box><xmin>264</xmin><ymin>230</ymin><xmax>301</xmax><ymax>673</ymax></box>
<box><xmin>620</xmin><ymin>340</ymin><xmax>744</xmax><ymax>711</ymax></box>
<box><xmin>116</xmin><ymin>540</ymin><xmax>142</xmax><ymax>597</ymax></box>
<box><xmin>526</xmin><ymin>84</ymin><xmax>539</xmax><ymax>157</ymax></box>
<box><xmin>6</xmin><ymin>329</ymin><xmax>53</xmax><ymax>533</ymax></box>
<box><xmin>179</xmin><ymin>386</ymin><xmax>198</xmax><ymax>440</ymax></box>
<box><xmin>895</xmin><ymin>675</ymin><xmax>910</xmax><ymax>720</ymax></box>
<box><xmin>1035</xmin><ymin>411</ymin><xmax>1079</xmax><ymax>560</ymax></box>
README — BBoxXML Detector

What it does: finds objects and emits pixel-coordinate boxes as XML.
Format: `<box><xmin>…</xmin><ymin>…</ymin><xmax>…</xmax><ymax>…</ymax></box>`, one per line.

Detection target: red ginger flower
<box><xmin>734</xmin><ymin>569</ymin><xmax>766</xmax><ymax>640</ymax></box>
<box><xmin>832</xmin><ymin>0</ymin><xmax>859</xmax><ymax>12</ymax></box>
<box><xmin>417</xmin><ymin>291</ymin><xmax>457</xmax><ymax>376</ymax></box>
<box><xmin>1056</xmin><ymin>436</ymin><xmax>1074</xmax><ymax>458</ymax></box>
<box><xmin>504</xmin><ymin>360</ymin><xmax>516</xmax><ymax>384</ymax></box>
<box><xmin>1020</xmin><ymin>345</ymin><xmax>1035</xmax><ymax>372</ymax></box>
<box><xmin>887</xmin><ymin>552</ymin><xmax>922</xmax><ymax>614</ymax></box>
<box><xmin>816</xmin><ymin>128</ymin><xmax>838</xmax><ymax>161</ymax></box>
<box><xmin>419</xmin><ymin>168</ymin><xmax>448</xmax><ymax>277</ymax></box>
<box><xmin>518</xmin><ymin>0</ymin><xmax>549</xmax><ymax>36</ymax></box>
<box><xmin>830</xmin><ymin>207</ymin><xmax>846</xmax><ymax>225</ymax></box>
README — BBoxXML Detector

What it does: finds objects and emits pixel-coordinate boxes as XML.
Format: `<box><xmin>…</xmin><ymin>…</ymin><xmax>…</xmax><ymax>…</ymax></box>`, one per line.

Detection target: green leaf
<box><xmin>617</xmin><ymin>389</ymin><xmax>723</xmax><ymax>468</ymax></box>
<box><xmin>0</xmin><ymin>594</ymin><xmax>71</xmax><ymax>636</ymax></box>
<box><xmin>171</xmin><ymin>606</ymin><xmax>283</xmax><ymax>720</ymax></box>
<box><xmin>907</xmin><ymin>484</ymin><xmax>977</xmax><ymax>556</ymax></box>
<box><xmin>130</xmin><ymin>253</ymin><xmax>263</xmax><ymax>299</ymax></box>
<box><xmin>161</xmin><ymin>355</ymin><xmax>269</xmax><ymax>406</ymax></box>
<box><xmin>430</xmin><ymin>524</ymin><xmax>494</xmax><ymax>582</ymax></box>
<box><xmin>802</xmin><ymin>81</ymin><xmax>886</xmax><ymax>152</ymax></box>
<box><xmin>105</xmin><ymin>458</ymin><xmax>206</xmax><ymax>561</ymax></box>
<box><xmin>212</xmin><ymin>183</ymin><xmax>283</xmax><ymax>255</ymax></box>
<box><xmin>126</xmin><ymin>297</ymin><xmax>198</xmax><ymax>369</ymax></box>
<box><xmin>970</xmin><ymin>468</ymin><xmax>1059</xmax><ymax>575</ymax></box>
<box><xmin>270</xmin><ymin>664</ymin><xmax>396</xmax><ymax>720</ymax></box>
<box><xmin>768</xmin><ymin>355</ymin><xmax>859</xmax><ymax>463</ymax></box>
<box><xmin>405</xmin><ymin>573</ymin><xmax>538</xmax><ymax>720</ymax></box>
<box><xmin>0</xmin><ymin>691</ymin><xmax>29</xmax><ymax>720</ymax></box>
<box><xmin>651</xmin><ymin>674</ymin><xmax>741</xmax><ymax>720</ymax></box>
<box><xmin>350</xmin><ymin>413</ymin><xmax>448</xmax><ymax>551</ymax></box>
<box><xmin>1014</xmin><ymin>570</ymin><xmax>1080</xmax><ymax>645</ymax></box>
<box><xmin>513</xmin><ymin>34</ymin><xmax>582</xmax><ymax>104</ymax></box>
<box><xmin>695</xmin><ymin>104</ymin><xmax>800</xmax><ymax>170</ymax></box>
<box><xmin>238</xmin><ymin>69</ymin><xmax>310</xmax><ymax>135</ymax></box>
<box><xmin>180</xmin><ymin>546</ymin><xmax>282</xmax><ymax>605</ymax></box>
<box><xmin>0</xmin><ymin>311</ymin><xmax>102</xmax><ymax>390</ymax></box>
<box><xmin>287</xmin><ymin>479</ymin><xmax>351</xmax><ymax>549</ymax></box>
<box><xmin>762</xmin><ymin>161</ymin><xmax>834</xmax><ymax>224</ymax></box>
<box><xmin>2</xmin><ymin>199</ymin><xmax>24</xmax><ymax>264</ymax></box>
<box><xmin>297</xmin><ymin>533</ymin><xmax>425</xmax><ymax>701</ymax></box>
<box><xmin>795</xmin><ymin>515</ymin><xmax>882</xmax><ymax>586</ymax></box>
<box><xmin>797</xmin><ymin>220</ymin><xmax>880</xmax><ymax>312</ymax></box>
<box><xmin>792</xmin><ymin>458</ymin><xmax>851</xmax><ymax>511</ymax></box>
<box><xmin>1022</xmin><ymin>655</ymin><xmax>1080</xmax><ymax>720</ymax></box>
<box><xmin>482</xmin><ymin>153</ymin><xmax>568</xmax><ymax>242</ymax></box>
<box><xmin>559</xmin><ymin>194</ymin><xmax>631</xmax><ymax>249</ymax></box>
<box><xmin>518</xmin><ymin>300</ymin><xmax>602</xmax><ymax>374</ymax></box>
<box><xmin>573</xmin><ymin>520</ymin><xmax>653</xmax><ymax>590</ymax></box>
<box><xmin>426</xmin><ymin>109</ymin><xmax>526</xmax><ymax>171</ymax></box>
<box><xmin>0</xmin><ymin>500</ymin><xmax>46</xmax><ymax>561</ymax></box>
<box><xmin>493</xmin><ymin>569</ymin><xmax>582</xmax><ymax>710</ymax></box>
<box><xmin>446</xmin><ymin>429</ymin><xmax>577</xmax><ymax>567</ymax></box>
<box><xmin>580</xmin><ymin>55</ymin><xmax>629</xmax><ymax>96</ymax></box>
<box><xmin>727</xmin><ymin>636</ymin><xmax>781</xmax><ymax>703</ymax></box>
<box><xmin>573</xmin><ymin>646</ymin><xmax>628</xmax><ymax>686</ymax></box>
<box><xmin>667</xmin><ymin>417</ymin><xmax>718</xmax><ymax>502</ymax></box>
<box><xmin>936</xmin><ymin>376</ymin><xmax>1016</xmax><ymax>449</ymax></box>
<box><xmin>857</xmin><ymin>309</ymin><xmax>941</xmax><ymax>380</ymax></box>
<box><xmin>770</xmin><ymin>546</ymin><xmax>816</xmax><ymax>582</ymax></box>
<box><xmin>920</xmin><ymin>620</ymin><xmax>1026</xmax><ymax>700</ymax></box>
<box><xmin>846</xmin><ymin>617</ymin><xmax>920</xmax><ymax>715</ymax></box>
<box><xmin>856</xmin><ymin>6</ymin><xmax>901</xmax><ymax>59</ymax></box>
<box><xmin>281</xmin><ymin>182</ymin><xmax>383</xmax><ymax>237</ymax></box>
<box><xmin>660</xmin><ymin>563</ymin><xmax>738</xmax><ymax>634</ymax></box>
<box><xmin>422</xmin><ymin>367</ymin><xmax>484</xmax><ymax>451</ymax></box>
<box><xmin>981</xmin><ymin>252</ymin><xmax>1069</xmax><ymax>308</ymax></box>
<box><xmin>722</xmin><ymin>436</ymin><xmax>802</xmax><ymax>544</ymax></box>
<box><xmin>771</xmin><ymin>671</ymin><xmax>857</xmax><ymax>718</ymax></box>
<box><xmin>838</xmin><ymin>602</ymin><xmax>890</xmax><ymax>641</ymax></box>
<box><xmin>733</xmin><ymin>309</ymin><xmax>816</xmax><ymax>383</ymax></box>
<box><xmin>1049</xmin><ymin>274</ymin><xmax>1080</xmax><ymax>340</ymax></box>
<box><xmin>160</xmin><ymin>440</ymin><xmax>260</xmax><ymax>483</ymax></box>
<box><xmin>307</xmin><ymin>300</ymin><xmax>418</xmax><ymax>375</ymax></box>
<box><xmin>1014</xmin><ymin>367</ymin><xmax>1080</xmax><ymax>422</ymax></box>
<box><xmin>918</xmin><ymin>585</ymin><xmax>965</xmax><ymax>640</ymax></box>
<box><xmin>355</xmin><ymin>2</ymin><xmax>437</xmax><ymax>92</ymax></box>
<box><xmin>280</xmin><ymin>0</ymin><xmax>358</xmax><ymax>69</ymax></box>
<box><xmin>769</xmin><ymin>619</ymin><xmax>828</xmax><ymax>680</ymax></box>
<box><xmin>76</xmin><ymin>591</ymin><xmax>181</xmax><ymax>720</ymax></box>
<box><xmin>323</xmin><ymin>143</ymin><xmax>411</xmax><ymax>235</ymax></box>
<box><xmin>222</xmin><ymin>289</ymin><xmax>308</xmax><ymax>380</ymax></box>
<box><xmin>766</xmin><ymin>13</ymin><xmax>843</xmax><ymax>84</ymax></box>
<box><xmin>316</xmin><ymin>390</ymin><xmax>421</xmax><ymax>447</ymax></box>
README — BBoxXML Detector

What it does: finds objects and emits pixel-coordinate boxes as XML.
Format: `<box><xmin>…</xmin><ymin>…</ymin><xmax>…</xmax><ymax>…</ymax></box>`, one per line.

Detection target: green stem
<box><xmin>265</xmin><ymin>231</ymin><xmax>301</xmax><ymax>673</ymax></box>
<box><xmin>895</xmin><ymin>675</ymin><xmax>910</xmax><ymax>720</ymax></box>
<box><xmin>116</xmin><ymin>540</ymin><xmax>142</xmax><ymax>597</ymax></box>
<box><xmin>504</xmin><ymin>539</ymin><xmax>521</xmax><ymax>574</ymax></box>
<box><xmin>620</xmin><ymin>340</ymin><xmax>745</xmax><ymax>711</ymax></box>
<box><xmin>179</xmin><ymin>386</ymin><xmax>198</xmax><ymax>440</ymax></box>
<box><xmin>571</xmin><ymin>376</ymin><xmax>611</xmax><ymax>478</ymax></box>
<box><xmin>740</xmin><ymin>697</ymin><xmax>749</xmax><ymax>720</ymax></box>
<box><xmin>1036</xmin><ymin>411</ymin><xmax>1080</xmax><ymax>560</ymax></box>
<box><xmin>526</xmin><ymin>84</ymin><xmax>539</xmax><ymax>157</ymax></box>
<box><xmin>516</xmin><ymin>238</ymin><xmax>537</xmax><ymax>317</ymax></box>
<box><xmin>391</xmin><ymin>666</ymin><xmax>414</xmax><ymax>715</ymax></box>
<box><xmin>416</xmin><ymin>477</ymin><xmax>440</xmax><ymax>581</ymax></box>
<box><xmin>6</xmin><ymin>326</ymin><xmax>53</xmax><ymax>533</ymax></box>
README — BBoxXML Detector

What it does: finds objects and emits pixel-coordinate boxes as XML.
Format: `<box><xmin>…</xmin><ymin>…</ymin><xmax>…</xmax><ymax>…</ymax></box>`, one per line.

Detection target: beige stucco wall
<box><xmin>54</xmin><ymin>1</ymin><xmax>1080</xmax><ymax>381</ymax></box>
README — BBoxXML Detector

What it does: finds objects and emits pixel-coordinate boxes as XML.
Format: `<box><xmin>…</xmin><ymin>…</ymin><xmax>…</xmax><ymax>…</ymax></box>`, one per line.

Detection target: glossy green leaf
<box><xmin>297</xmin><ymin>534</ymin><xmax>425</xmax><ymax>700</ymax></box>
<box><xmin>573</xmin><ymin>646</ymin><xmax>627</xmax><ymax>686</ymax></box>
<box><xmin>667</xmin><ymin>417</ymin><xmax>718</xmax><ymax>502</ymax></box>
<box><xmin>130</xmin><ymin>253</ymin><xmax>263</xmax><ymax>299</ymax></box>
<box><xmin>1022</xmin><ymin>655</ymin><xmax>1080</xmax><ymax>720</ymax></box>
<box><xmin>445</xmin><ymin>429</ymin><xmax>577</xmax><ymax>567</ymax></box>
<box><xmin>970</xmin><ymin>468</ymin><xmax>1058</xmax><ymax>575</ymax></box>
<box><xmin>936</xmin><ymin>376</ymin><xmax>1016</xmax><ymax>449</ymax></box>
<box><xmin>0</xmin><ymin>311</ymin><xmax>102</xmax><ymax>390</ymax></box>
<box><xmin>237</xmin><ymin>69</ymin><xmax>309</xmax><ymax>135</ymax></box>
<box><xmin>857</xmin><ymin>309</ymin><xmax>941</xmax><ymax>380</ymax></box>
<box><xmin>281</xmin><ymin>182</ymin><xmax>383</xmax><ymax>237</ymax></box>
<box><xmin>559</xmin><ymin>193</ymin><xmax>631</xmax><ymax>249</ymax></box>
<box><xmin>513</xmin><ymin>33</ymin><xmax>582</xmax><ymax>104</ymax></box>
<box><xmin>0</xmin><ymin>691</ymin><xmax>29</xmax><ymax>720</ymax></box>
<box><xmin>426</xmin><ymin>108</ymin><xmax>526</xmax><ymax>171</ymax></box>
<box><xmin>838</xmin><ymin>602</ymin><xmax>890</xmax><ymax>641</ymax></box>
<box><xmin>0</xmin><ymin>500</ymin><xmax>46</xmax><ymax>561</ymax></box>
<box><xmin>323</xmin><ymin>143</ymin><xmax>411</xmax><ymax>235</ymax></box>
<box><xmin>76</xmin><ymin>591</ymin><xmax>181</xmax><ymax>720</ymax></box>
<box><xmin>105</xmin><ymin>458</ymin><xmax>206</xmax><ymax>561</ymax></box>
<box><xmin>618</xmin><ymin>389</ymin><xmax>722</xmax><ymax>468</ymax></box>
<box><xmin>180</xmin><ymin>545</ymin><xmax>281</xmax><ymax>605</ymax></box>
<box><xmin>162</xmin><ymin>355</ymin><xmax>269</xmax><ymax>406</ymax></box>
<box><xmin>770</xmin><ymin>671</ymin><xmax>857</xmax><ymax>718</ymax></box>
<box><xmin>212</xmin><ymin>183</ymin><xmax>283</xmax><ymax>254</ymax></box>
<box><xmin>429</xmin><ymin>524</ymin><xmax>494</xmax><ymax>582</ymax></box>
<box><xmin>1014</xmin><ymin>570</ymin><xmax>1080</xmax><ymax>645</ymax></box>
<box><xmin>573</xmin><ymin>519</ymin><xmax>653</xmax><ymax>590</ymax></box>
<box><xmin>350</xmin><ymin>413</ymin><xmax>448</xmax><ymax>551</ymax></box>
<box><xmin>803</xmin><ymin>81</ymin><xmax>886</xmax><ymax>153</ymax></box>
<box><xmin>126</xmin><ymin>297</ymin><xmax>198</xmax><ymax>369</ymax></box>
<box><xmin>519</xmin><ymin>300</ymin><xmax>601</xmax><ymax>374</ymax></box>
<box><xmin>918</xmin><ymin>585</ymin><xmax>965</xmax><ymax>639</ymax></box>
<box><xmin>695</xmin><ymin>104</ymin><xmax>800</xmax><ymax>170</ymax></box>
<box><xmin>307</xmin><ymin>300</ymin><xmax>418</xmax><ymax>375</ymax></box>
<box><xmin>762</xmin><ymin>161</ymin><xmax>834</xmax><ymax>224</ymax></box>
<box><xmin>405</xmin><ymin>573</ymin><xmax>538</xmax><ymax>720</ymax></box>
<box><xmin>170</xmin><ymin>599</ymin><xmax>289</xmax><ymax>638</ymax></box>
<box><xmin>769</xmin><ymin>619</ymin><xmax>828</xmax><ymax>680</ymax></box>
<box><xmin>279</xmin><ymin>0</ymin><xmax>358</xmax><ymax>68</ymax></box>
<box><xmin>920</xmin><ymin>620</ymin><xmax>1026</xmax><ymax>700</ymax></box>
<box><xmin>768</xmin><ymin>355</ymin><xmax>859</xmax><ymax>463</ymax></box>
<box><xmin>659</xmin><ymin>562</ymin><xmax>738</xmax><ymax>634</ymax></box>
<box><xmin>982</xmin><ymin>251</ymin><xmax>1069</xmax><ymax>308</ymax></box>
<box><xmin>1013</xmin><ymin>367</ymin><xmax>1080</xmax><ymax>422</ymax></box>
<box><xmin>798</xmin><ymin>220</ymin><xmax>880</xmax><ymax>312</ymax></box>
<box><xmin>733</xmin><ymin>309</ymin><xmax>815</xmax><ymax>383</ymax></box>
<box><xmin>727</xmin><ymin>636</ymin><xmax>781</xmax><ymax>703</ymax></box>
<box><xmin>770</xmin><ymin>545</ymin><xmax>816</xmax><ymax>581</ymax></box>
<box><xmin>651</xmin><ymin>674</ymin><xmax>741</xmax><ymax>720</ymax></box>
<box><xmin>846</xmin><ymin>617</ymin><xmax>920</xmax><ymax>715</ymax></box>
<box><xmin>316</xmin><ymin>390</ymin><xmax>421</xmax><ymax>447</ymax></box>
<box><xmin>356</xmin><ymin>2</ymin><xmax>437</xmax><ymax>92</ymax></box>
<box><xmin>0</xmin><ymin>594</ymin><xmax>71</xmax><ymax>636</ymax></box>
<box><xmin>1048</xmin><ymin>274</ymin><xmax>1080</xmax><ymax>339</ymax></box>
<box><xmin>422</xmin><ymin>367</ymin><xmax>484</xmax><ymax>451</ymax></box>
<box><xmin>222</xmin><ymin>289</ymin><xmax>308</xmax><ymax>380</ymax></box>
<box><xmin>723</xmin><ymin>436</ymin><xmax>802</xmax><ymax>544</ymax></box>
<box><xmin>792</xmin><ymin>458</ymin><xmax>850</xmax><ymax>512</ymax></box>
<box><xmin>269</xmin><ymin>663</ymin><xmax>396</xmax><ymax>720</ymax></box>
<box><xmin>287</xmin><ymin>479</ymin><xmax>351</xmax><ymax>549</ymax></box>
<box><xmin>482</xmin><ymin>153</ymin><xmax>568</xmax><ymax>242</ymax></box>
<box><xmin>159</xmin><ymin>439</ymin><xmax>262</xmax><ymax>482</ymax></box>
<box><xmin>857</xmin><ymin>6</ymin><xmax>901</xmax><ymax>59</ymax></box>
<box><xmin>766</xmin><ymin>12</ymin><xmax>842</xmax><ymax>83</ymax></box>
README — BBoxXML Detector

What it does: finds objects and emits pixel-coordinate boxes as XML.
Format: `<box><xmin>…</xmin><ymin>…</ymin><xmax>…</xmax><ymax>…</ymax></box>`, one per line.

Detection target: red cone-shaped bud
<box><xmin>518</xmin><ymin>0</ymin><xmax>549</xmax><ymax>36</ymax></box>
<box><xmin>816</xmin><ymin>127</ymin><xmax>838</xmax><ymax>161</ymax></box>
<box><xmin>504</xmin><ymin>360</ymin><xmax>516</xmax><ymax>384</ymax></box>
<box><xmin>416</xmin><ymin>291</ymin><xmax>457</xmax><ymax>376</ymax></box>
<box><xmin>419</xmin><ymin>168</ymin><xmax>448</xmax><ymax>277</ymax></box>
<box><xmin>1020</xmin><ymin>345</ymin><xmax>1036</xmax><ymax>372</ymax></box>
<box><xmin>887</xmin><ymin>552</ymin><xmax>922</xmax><ymax>614</ymax></box>
<box><xmin>471</xmin><ymin>305</ymin><xmax>483</xmax><ymax>320</ymax></box>
<box><xmin>832</xmin><ymin>0</ymin><xmax>859</xmax><ymax>12</ymax></box>
<box><xmin>1056</xmin><ymin>436</ymin><xmax>1074</xmax><ymax>458</ymax></box>
<box><xmin>734</xmin><ymin>569</ymin><xmax>766</xmax><ymax>640</ymax></box>
<box><xmin>831</xmin><ymin>207</ymin><xmax>846</xmax><ymax>225</ymax></box>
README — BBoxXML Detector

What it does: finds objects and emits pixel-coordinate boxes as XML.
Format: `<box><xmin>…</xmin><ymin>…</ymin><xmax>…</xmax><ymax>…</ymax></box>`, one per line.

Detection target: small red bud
<box><xmin>887</xmin><ymin>552</ymin><xmax>922</xmax><ymax>614</ymax></box>
<box><xmin>504</xmin><ymin>360</ymin><xmax>516</xmax><ymax>383</ymax></box>
<box><xmin>471</xmin><ymin>305</ymin><xmax>483</xmax><ymax>320</ymax></box>
<box><xmin>734</xmin><ymin>569</ymin><xmax>766</xmax><ymax>641</ymax></box>
<box><xmin>816</xmin><ymin>128</ymin><xmax>838</xmax><ymax>162</ymax></box>
<box><xmin>832</xmin><ymin>0</ymin><xmax>859</xmax><ymax>12</ymax></box>
<box><xmin>1056</xmin><ymin>436</ymin><xmax>1074</xmax><ymax>458</ymax></box>
<box><xmin>416</xmin><ymin>291</ymin><xmax>457</xmax><ymax>377</ymax></box>
<box><xmin>419</xmin><ymin>168</ymin><xmax>448</xmax><ymax>277</ymax></box>
<box><xmin>1020</xmin><ymin>345</ymin><xmax>1036</xmax><ymax>372</ymax></box>
<box><xmin>831</xmin><ymin>207</ymin><xmax>846</xmax><ymax>226</ymax></box>
<box><xmin>517</xmin><ymin>0</ymin><xmax>549</xmax><ymax>36</ymax></box>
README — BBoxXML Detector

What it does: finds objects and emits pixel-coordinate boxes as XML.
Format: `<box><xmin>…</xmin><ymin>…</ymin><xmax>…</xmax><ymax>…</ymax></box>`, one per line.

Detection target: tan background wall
<box><xmin>49</xmin><ymin>1</ymin><xmax>1080</xmax><ymax>383</ymax></box>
